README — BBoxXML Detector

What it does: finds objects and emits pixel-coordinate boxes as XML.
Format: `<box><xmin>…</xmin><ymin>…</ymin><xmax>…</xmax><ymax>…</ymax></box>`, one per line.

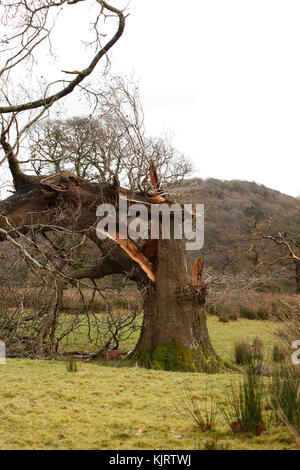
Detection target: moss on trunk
<box><xmin>129</xmin><ymin>340</ymin><xmax>230</xmax><ymax>373</ymax></box>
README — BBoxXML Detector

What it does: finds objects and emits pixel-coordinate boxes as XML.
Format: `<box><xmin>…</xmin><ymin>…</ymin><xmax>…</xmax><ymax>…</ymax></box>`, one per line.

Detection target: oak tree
<box><xmin>0</xmin><ymin>0</ymin><xmax>221</xmax><ymax>370</ymax></box>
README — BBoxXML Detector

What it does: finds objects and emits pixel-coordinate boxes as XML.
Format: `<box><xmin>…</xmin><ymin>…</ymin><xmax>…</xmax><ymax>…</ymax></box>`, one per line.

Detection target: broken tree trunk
<box><xmin>0</xmin><ymin>135</ymin><xmax>223</xmax><ymax>370</ymax></box>
<box><xmin>130</xmin><ymin>235</ymin><xmax>220</xmax><ymax>372</ymax></box>
<box><xmin>127</xmin><ymin>164</ymin><xmax>222</xmax><ymax>371</ymax></box>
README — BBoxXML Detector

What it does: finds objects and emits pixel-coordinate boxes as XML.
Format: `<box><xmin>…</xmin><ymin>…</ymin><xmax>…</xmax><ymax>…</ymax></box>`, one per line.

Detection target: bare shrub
<box><xmin>0</xmin><ymin>226</ymin><xmax>143</xmax><ymax>359</ymax></box>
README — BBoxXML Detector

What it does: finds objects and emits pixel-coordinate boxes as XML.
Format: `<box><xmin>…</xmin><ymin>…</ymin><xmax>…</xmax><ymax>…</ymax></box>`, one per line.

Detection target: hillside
<box><xmin>1</xmin><ymin>177</ymin><xmax>299</xmax><ymax>292</ymax></box>
<box><xmin>179</xmin><ymin>178</ymin><xmax>300</xmax><ymax>288</ymax></box>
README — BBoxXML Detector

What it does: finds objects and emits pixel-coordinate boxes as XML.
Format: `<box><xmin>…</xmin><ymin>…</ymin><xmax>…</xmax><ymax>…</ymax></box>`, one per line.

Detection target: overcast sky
<box><xmin>26</xmin><ymin>1</ymin><xmax>300</xmax><ymax>198</ymax></box>
<box><xmin>101</xmin><ymin>0</ymin><xmax>300</xmax><ymax>197</ymax></box>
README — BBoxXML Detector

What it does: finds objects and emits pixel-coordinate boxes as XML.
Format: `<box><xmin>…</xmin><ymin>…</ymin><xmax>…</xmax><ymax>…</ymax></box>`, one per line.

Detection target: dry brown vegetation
<box><xmin>181</xmin><ymin>178</ymin><xmax>300</xmax><ymax>292</ymax></box>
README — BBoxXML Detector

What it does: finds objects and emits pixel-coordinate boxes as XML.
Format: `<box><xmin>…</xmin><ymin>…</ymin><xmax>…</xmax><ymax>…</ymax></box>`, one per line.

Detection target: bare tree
<box><xmin>0</xmin><ymin>224</ymin><xmax>143</xmax><ymax>358</ymax></box>
<box><xmin>250</xmin><ymin>219</ymin><xmax>300</xmax><ymax>294</ymax></box>
<box><xmin>27</xmin><ymin>76</ymin><xmax>192</xmax><ymax>191</ymax></box>
<box><xmin>0</xmin><ymin>1</ymin><xmax>221</xmax><ymax>371</ymax></box>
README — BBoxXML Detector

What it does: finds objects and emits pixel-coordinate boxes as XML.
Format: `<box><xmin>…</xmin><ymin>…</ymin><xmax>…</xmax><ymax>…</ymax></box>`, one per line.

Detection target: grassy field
<box><xmin>0</xmin><ymin>317</ymin><xmax>296</xmax><ymax>450</ymax></box>
<box><xmin>58</xmin><ymin>310</ymin><xmax>278</xmax><ymax>356</ymax></box>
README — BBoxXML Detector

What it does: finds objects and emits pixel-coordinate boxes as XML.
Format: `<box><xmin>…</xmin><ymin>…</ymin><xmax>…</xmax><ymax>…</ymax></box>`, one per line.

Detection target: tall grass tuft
<box><xmin>66</xmin><ymin>355</ymin><xmax>78</xmax><ymax>372</ymax></box>
<box><xmin>239</xmin><ymin>305</ymin><xmax>257</xmax><ymax>320</ymax></box>
<box><xmin>234</xmin><ymin>338</ymin><xmax>253</xmax><ymax>365</ymax></box>
<box><xmin>252</xmin><ymin>336</ymin><xmax>264</xmax><ymax>361</ymax></box>
<box><xmin>272</xmin><ymin>343</ymin><xmax>286</xmax><ymax>363</ymax></box>
<box><xmin>268</xmin><ymin>303</ymin><xmax>300</xmax><ymax>446</ymax></box>
<box><xmin>268</xmin><ymin>364</ymin><xmax>300</xmax><ymax>432</ymax></box>
<box><xmin>221</xmin><ymin>365</ymin><xmax>266</xmax><ymax>436</ymax></box>
<box><xmin>181</xmin><ymin>386</ymin><xmax>217</xmax><ymax>432</ymax></box>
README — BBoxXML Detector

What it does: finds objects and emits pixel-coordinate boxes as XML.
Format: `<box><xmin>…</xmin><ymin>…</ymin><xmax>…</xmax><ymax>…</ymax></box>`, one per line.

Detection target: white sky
<box><xmin>108</xmin><ymin>0</ymin><xmax>300</xmax><ymax>197</ymax></box>
<box><xmin>4</xmin><ymin>0</ymin><xmax>299</xmax><ymax>198</ymax></box>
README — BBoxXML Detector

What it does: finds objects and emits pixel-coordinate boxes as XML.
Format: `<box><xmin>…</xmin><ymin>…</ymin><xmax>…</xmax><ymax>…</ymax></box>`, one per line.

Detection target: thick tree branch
<box><xmin>1</xmin><ymin>125</ymin><xmax>42</xmax><ymax>190</ymax></box>
<box><xmin>0</xmin><ymin>1</ymin><xmax>125</xmax><ymax>114</ymax></box>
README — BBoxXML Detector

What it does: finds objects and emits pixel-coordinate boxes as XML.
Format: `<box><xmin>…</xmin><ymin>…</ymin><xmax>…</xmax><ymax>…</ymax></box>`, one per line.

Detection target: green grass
<box><xmin>58</xmin><ymin>315</ymin><xmax>277</xmax><ymax>358</ymax></box>
<box><xmin>208</xmin><ymin>316</ymin><xmax>276</xmax><ymax>362</ymax></box>
<box><xmin>0</xmin><ymin>318</ymin><xmax>295</xmax><ymax>450</ymax></box>
<box><xmin>57</xmin><ymin>312</ymin><xmax>143</xmax><ymax>353</ymax></box>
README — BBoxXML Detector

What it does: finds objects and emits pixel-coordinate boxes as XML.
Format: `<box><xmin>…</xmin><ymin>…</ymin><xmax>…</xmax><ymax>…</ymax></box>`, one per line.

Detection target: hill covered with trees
<box><xmin>180</xmin><ymin>178</ymin><xmax>300</xmax><ymax>291</ymax></box>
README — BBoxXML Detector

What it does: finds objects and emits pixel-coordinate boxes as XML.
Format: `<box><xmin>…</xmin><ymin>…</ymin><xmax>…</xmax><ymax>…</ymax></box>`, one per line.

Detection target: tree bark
<box><xmin>0</xmin><ymin>164</ymin><xmax>221</xmax><ymax>370</ymax></box>
<box><xmin>130</xmin><ymin>237</ymin><xmax>220</xmax><ymax>372</ymax></box>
